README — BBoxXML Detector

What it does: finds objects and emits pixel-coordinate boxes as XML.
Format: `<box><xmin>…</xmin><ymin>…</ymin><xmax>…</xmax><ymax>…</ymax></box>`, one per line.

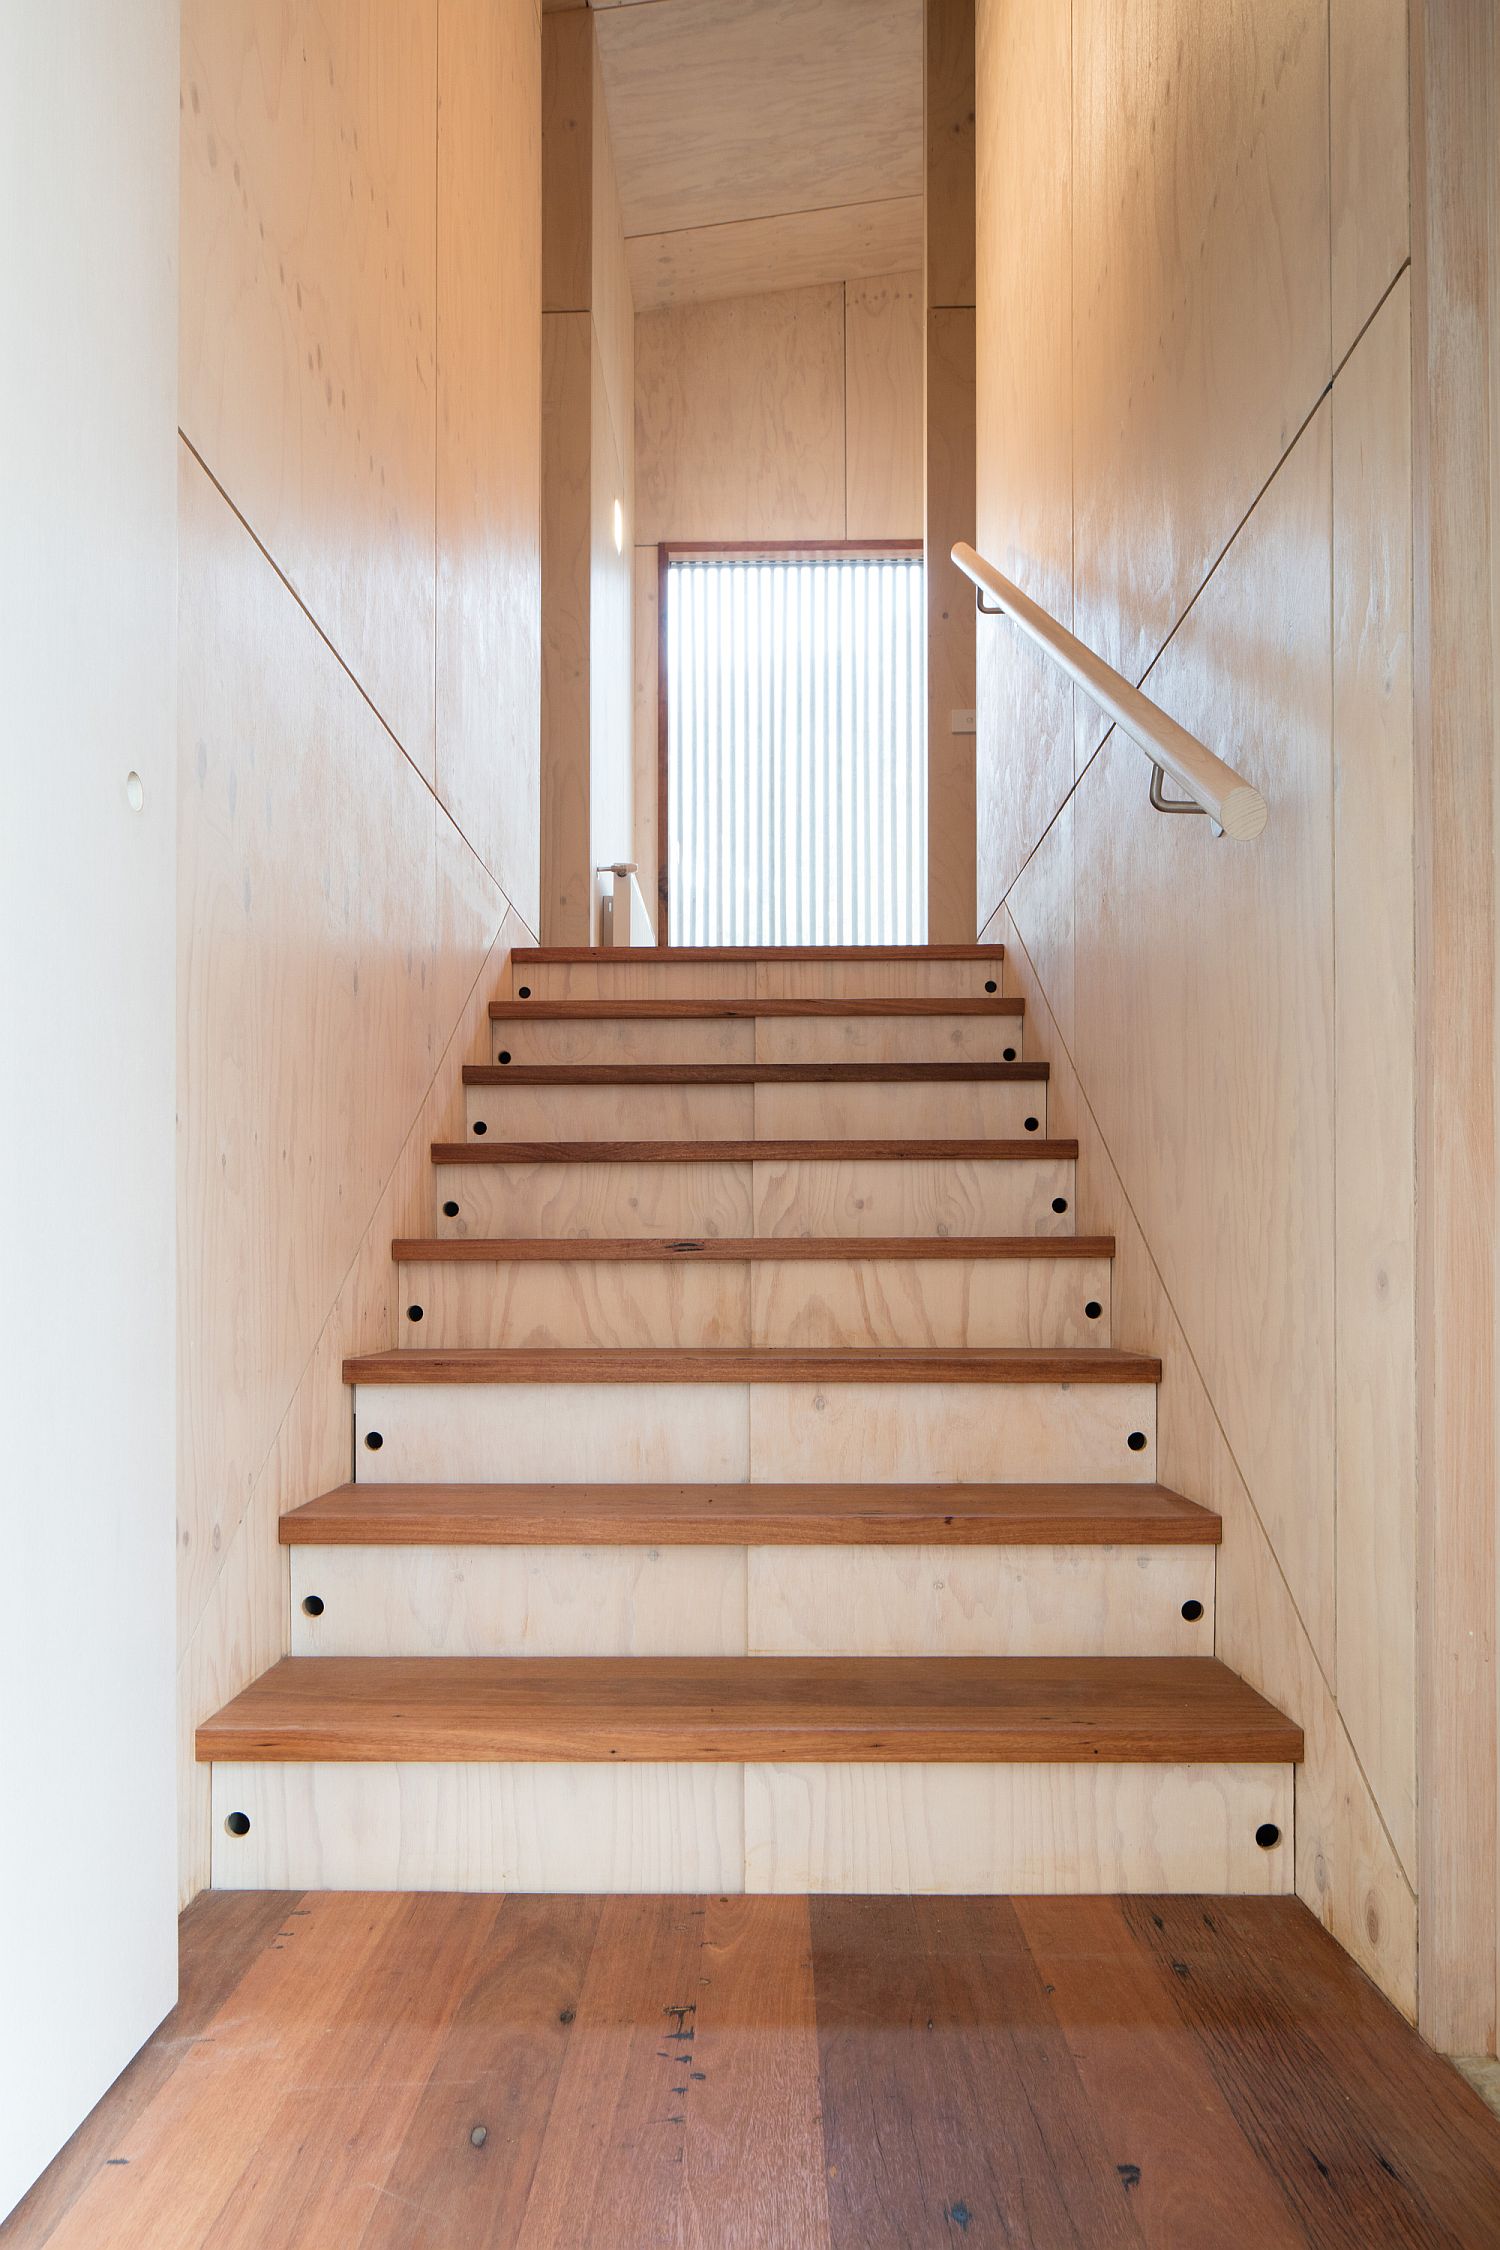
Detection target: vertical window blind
<box><xmin>666</xmin><ymin>554</ymin><xmax>927</xmax><ymax>945</ymax></box>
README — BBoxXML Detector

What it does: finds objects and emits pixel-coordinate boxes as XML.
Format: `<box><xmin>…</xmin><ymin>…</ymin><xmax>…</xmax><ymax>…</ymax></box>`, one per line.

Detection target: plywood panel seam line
<box><xmin>981</xmin><ymin>257</ymin><xmax>1414</xmax><ymax>946</ymax></box>
<box><xmin>177</xmin><ymin>914</ymin><xmax>526</xmax><ymax>1659</ymax></box>
<box><xmin>629</xmin><ymin>193</ymin><xmax>922</xmax><ymax>247</ymax></box>
<box><xmin>1001</xmin><ymin>914</ymin><xmax>1417</xmax><ymax>1904</ymax></box>
<box><xmin>177</xmin><ymin>432</ymin><xmax>524</xmax><ymax>910</ymax></box>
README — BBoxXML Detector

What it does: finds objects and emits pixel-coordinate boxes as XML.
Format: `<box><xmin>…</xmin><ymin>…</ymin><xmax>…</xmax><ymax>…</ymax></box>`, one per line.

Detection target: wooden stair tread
<box><xmin>393</xmin><ymin>1234</ymin><xmax>1114</xmax><ymax>1262</ymax></box>
<box><xmin>490</xmin><ymin>997</ymin><xmax>1024</xmax><ymax>1019</ymax></box>
<box><xmin>465</xmin><ymin>1061</ymin><xmax>1048</xmax><ymax>1084</ymax></box>
<box><xmin>344</xmin><ymin>1346</ymin><xmax>1161</xmax><ymax>1385</ymax></box>
<box><xmin>431</xmin><ymin>1137</ymin><xmax>1078</xmax><ymax>1163</ymax></box>
<box><xmin>280</xmin><ymin>1480</ymin><xmax>1221</xmax><ymax>1546</ymax></box>
<box><xmin>197</xmin><ymin>1654</ymin><xmax>1301</xmax><ymax>1764</ymax></box>
<box><xmin>511</xmin><ymin>945</ymin><xmax>1005</xmax><ymax>964</ymax></box>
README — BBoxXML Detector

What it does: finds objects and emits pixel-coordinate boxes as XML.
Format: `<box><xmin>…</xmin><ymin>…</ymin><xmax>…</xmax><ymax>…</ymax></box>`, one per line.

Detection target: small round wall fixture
<box><xmin>224</xmin><ymin>1811</ymin><xmax>251</xmax><ymax>1837</ymax></box>
<box><xmin>443</xmin><ymin>1200</ymin><xmax>460</xmax><ymax>1217</ymax></box>
<box><xmin>1126</xmin><ymin>1430</ymin><xmax>1147</xmax><ymax>1451</ymax></box>
<box><xmin>364</xmin><ymin>1430</ymin><xmax>384</xmax><ymax>1451</ymax></box>
<box><xmin>301</xmin><ymin>1593</ymin><xmax>325</xmax><ymax>1617</ymax></box>
<box><xmin>1180</xmin><ymin>1598</ymin><xmax>1204</xmax><ymax>1621</ymax></box>
<box><xmin>1255</xmin><ymin>1822</ymin><xmax>1282</xmax><ymax>1850</ymax></box>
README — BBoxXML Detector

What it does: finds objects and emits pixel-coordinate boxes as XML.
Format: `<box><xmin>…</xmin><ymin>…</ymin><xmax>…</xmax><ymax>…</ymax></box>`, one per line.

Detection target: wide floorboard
<box><xmin>6</xmin><ymin>1892</ymin><xmax>1500</xmax><ymax>2248</ymax></box>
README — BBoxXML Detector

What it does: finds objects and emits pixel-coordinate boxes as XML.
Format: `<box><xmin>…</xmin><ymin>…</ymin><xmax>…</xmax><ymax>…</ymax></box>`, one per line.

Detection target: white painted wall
<box><xmin>0</xmin><ymin>0</ymin><xmax>180</xmax><ymax>2217</ymax></box>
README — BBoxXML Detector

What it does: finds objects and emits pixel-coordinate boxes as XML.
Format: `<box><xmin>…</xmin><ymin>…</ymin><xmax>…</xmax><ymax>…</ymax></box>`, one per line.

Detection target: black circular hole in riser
<box><xmin>497</xmin><ymin>1050</ymin><xmax>512</xmax><ymax>1065</ymax></box>
<box><xmin>1003</xmin><ymin>1047</ymin><xmax>1017</xmax><ymax>1062</ymax></box>
<box><xmin>224</xmin><ymin>1811</ymin><xmax>251</xmax><ymax>1837</ymax></box>
<box><xmin>1084</xmin><ymin>1300</ymin><xmax>1103</xmax><ymax>1320</ymax></box>
<box><xmin>1255</xmin><ymin>1822</ymin><xmax>1282</xmax><ymax>1850</ymax></box>
<box><xmin>984</xmin><ymin>980</ymin><xmax>998</xmax><ymax>994</ymax></box>
<box><xmin>1024</xmin><ymin>1117</ymin><xmax>1039</xmax><ymax>1132</ymax></box>
<box><xmin>473</xmin><ymin>1120</ymin><xmax>488</xmax><ymax>1135</ymax></box>
<box><xmin>407</xmin><ymin>1304</ymin><xmax>424</xmax><ymax>1322</ymax></box>
<box><xmin>1126</xmin><ymin>1431</ymin><xmax>1147</xmax><ymax>1452</ymax></box>
<box><xmin>443</xmin><ymin>1200</ymin><xmax>460</xmax><ymax>1217</ymax></box>
<box><xmin>1181</xmin><ymin>1598</ymin><xmax>1205</xmax><ymax>1622</ymax></box>
<box><xmin>365</xmin><ymin>1430</ymin><xmax>384</xmax><ymax>1451</ymax></box>
<box><xmin>517</xmin><ymin>986</ymin><xmax>532</xmax><ymax>998</ymax></box>
<box><xmin>301</xmin><ymin>1594</ymin><xmax>325</xmax><ymax>1618</ymax></box>
<box><xmin>1052</xmin><ymin>1197</ymin><xmax>1069</xmax><ymax>1214</ymax></box>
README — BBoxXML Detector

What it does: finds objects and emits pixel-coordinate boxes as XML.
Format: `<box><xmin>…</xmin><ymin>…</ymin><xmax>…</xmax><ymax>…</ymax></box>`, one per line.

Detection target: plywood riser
<box><xmin>490</xmin><ymin>1016</ymin><xmax>1027</xmax><ymax>1066</ymax></box>
<box><xmin>396</xmin><ymin>1255</ymin><xmax>1112</xmax><ymax>1349</ymax></box>
<box><xmin>432</xmin><ymin>1156</ymin><xmax>1077</xmax><ymax>1240</ymax></box>
<box><xmin>353</xmin><ymin>1381</ymin><xmax>1159</xmax><ymax>1484</ymax></box>
<box><xmin>507</xmin><ymin>960</ymin><xmax>1006</xmax><ymax>1001</ymax></box>
<box><xmin>465</xmin><ymin>1079</ymin><xmax>1047</xmax><ymax>1141</ymax></box>
<box><xmin>209</xmin><ymin>1759</ymin><xmax>1292</xmax><ymax>1893</ymax></box>
<box><xmin>288</xmin><ymin>1542</ymin><xmax>1213</xmax><ymax>1657</ymax></box>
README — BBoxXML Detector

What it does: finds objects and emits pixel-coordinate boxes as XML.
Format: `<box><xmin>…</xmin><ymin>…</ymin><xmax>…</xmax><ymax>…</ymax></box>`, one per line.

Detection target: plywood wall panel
<box><xmin>591</xmin><ymin>33</ymin><xmax>636</xmax><ymax>482</ymax></box>
<box><xmin>998</xmin><ymin>914</ymin><xmax>1416</xmax><ymax>2013</ymax></box>
<box><xmin>590</xmin><ymin>328</ymin><xmax>635</xmax><ymax>877</ymax></box>
<box><xmin>974</xmin><ymin>0</ymin><xmax>1074</xmax><ymax>916</ymax></box>
<box><xmin>436</xmin><ymin>0</ymin><xmax>542</xmax><ymax>924</ymax></box>
<box><xmin>594</xmin><ymin>0</ymin><xmax>923</xmax><ymax>238</ymax></box>
<box><xmin>845</xmin><ymin>274</ymin><xmax>924</xmax><ymax>539</ymax></box>
<box><xmin>925</xmin><ymin>307</ymin><xmax>978</xmax><ymax>939</ymax></box>
<box><xmin>1069</xmin><ymin>0</ymin><xmax>1330</xmax><ymax>720</ymax></box>
<box><xmin>542</xmin><ymin>7</ymin><xmax>592</xmax><ymax>309</ymax></box>
<box><xmin>635</xmin><ymin>286</ymin><xmax>846</xmax><ymax>545</ymax></box>
<box><xmin>630</xmin><ymin>200</ymin><xmax>925</xmax><ymax>313</ymax></box>
<box><xmin>631</xmin><ymin>544</ymin><xmax>660</xmax><ymax>896</ymax></box>
<box><xmin>541</xmin><ymin>312</ymin><xmax>594</xmax><ymax>943</ymax></box>
<box><xmin>1330</xmin><ymin>0</ymin><xmax>1410</xmax><ymax>366</ymax></box>
<box><xmin>925</xmin><ymin>0</ymin><xmax>976</xmax><ymax>309</ymax></box>
<box><xmin>180</xmin><ymin>0</ymin><xmax>439</xmax><ymax>773</ymax></box>
<box><xmin>1071</xmin><ymin>406</ymin><xmax>1336</xmax><ymax>1666</ymax></box>
<box><xmin>1332</xmin><ymin>276</ymin><xmax>1416</xmax><ymax>1874</ymax></box>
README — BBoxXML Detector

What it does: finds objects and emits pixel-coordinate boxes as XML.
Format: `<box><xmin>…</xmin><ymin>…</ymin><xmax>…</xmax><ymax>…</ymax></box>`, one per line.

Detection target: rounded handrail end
<box><xmin>1219</xmin><ymin>785</ymin><xmax>1269</xmax><ymax>841</ymax></box>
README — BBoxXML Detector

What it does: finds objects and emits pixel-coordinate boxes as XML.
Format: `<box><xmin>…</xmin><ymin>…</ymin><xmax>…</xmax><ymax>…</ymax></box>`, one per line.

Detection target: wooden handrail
<box><xmin>951</xmin><ymin>542</ymin><xmax>1268</xmax><ymax>840</ymax></box>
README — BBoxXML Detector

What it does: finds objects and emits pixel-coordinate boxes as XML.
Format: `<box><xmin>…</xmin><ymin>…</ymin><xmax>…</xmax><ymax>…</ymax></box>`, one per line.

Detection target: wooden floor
<box><xmin>8</xmin><ymin>1894</ymin><xmax>1500</xmax><ymax>2249</ymax></box>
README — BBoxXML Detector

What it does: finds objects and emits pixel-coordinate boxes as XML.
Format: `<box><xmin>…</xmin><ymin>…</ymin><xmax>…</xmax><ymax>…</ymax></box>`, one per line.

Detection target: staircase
<box><xmin>198</xmin><ymin>943</ymin><xmax>1301</xmax><ymax>1895</ymax></box>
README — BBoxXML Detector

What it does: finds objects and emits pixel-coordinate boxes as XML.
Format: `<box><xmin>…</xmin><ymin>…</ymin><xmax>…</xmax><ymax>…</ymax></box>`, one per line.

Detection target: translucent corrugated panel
<box><xmin>667</xmin><ymin>556</ymin><xmax>927</xmax><ymax>945</ymax></box>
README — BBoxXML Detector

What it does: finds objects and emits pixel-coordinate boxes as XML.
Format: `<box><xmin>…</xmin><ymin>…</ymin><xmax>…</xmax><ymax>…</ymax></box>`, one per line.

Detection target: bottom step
<box><xmin>200</xmin><ymin>1655</ymin><xmax>1299</xmax><ymax>1897</ymax></box>
<box><xmin>209</xmin><ymin>1758</ymin><xmax>1294</xmax><ymax>1895</ymax></box>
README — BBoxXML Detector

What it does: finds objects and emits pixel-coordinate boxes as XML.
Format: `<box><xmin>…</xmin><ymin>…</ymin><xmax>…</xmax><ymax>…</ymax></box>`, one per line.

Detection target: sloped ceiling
<box><xmin>583</xmin><ymin>0</ymin><xmax>924</xmax><ymax>309</ymax></box>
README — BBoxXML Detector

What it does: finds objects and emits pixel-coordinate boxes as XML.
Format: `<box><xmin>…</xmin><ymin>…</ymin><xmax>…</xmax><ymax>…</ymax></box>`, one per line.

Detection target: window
<box><xmin>665</xmin><ymin>552</ymin><xmax>926</xmax><ymax>945</ymax></box>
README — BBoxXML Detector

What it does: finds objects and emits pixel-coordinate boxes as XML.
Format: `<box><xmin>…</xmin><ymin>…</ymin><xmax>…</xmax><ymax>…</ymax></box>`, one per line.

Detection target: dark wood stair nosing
<box><xmin>509</xmin><ymin>945</ymin><xmax>1007</xmax><ymax>964</ymax></box>
<box><xmin>430</xmin><ymin>1137</ymin><xmax>1080</xmax><ymax>1164</ymax></box>
<box><xmin>489</xmin><ymin>997</ymin><xmax>1025</xmax><ymax>1020</ymax></box>
<box><xmin>342</xmin><ymin>1346</ymin><xmax>1162</xmax><ymax>1387</ymax></box>
<box><xmin>464</xmin><ymin>1061</ymin><xmax>1049</xmax><ymax>1085</ymax></box>
<box><xmin>280</xmin><ymin>1479</ymin><xmax>1222</xmax><ymax>1547</ymax></box>
<box><xmin>195</xmin><ymin>1654</ymin><xmax>1303</xmax><ymax>1767</ymax></box>
<box><xmin>392</xmin><ymin>1233</ymin><xmax>1116</xmax><ymax>1263</ymax></box>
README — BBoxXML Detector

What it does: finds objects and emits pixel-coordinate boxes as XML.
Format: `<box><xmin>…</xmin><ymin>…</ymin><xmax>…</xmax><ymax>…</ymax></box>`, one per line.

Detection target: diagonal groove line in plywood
<box><xmin>177</xmin><ymin>432</ymin><xmax>517</xmax><ymax>908</ymax></box>
<box><xmin>981</xmin><ymin>256</ymin><xmax>1416</xmax><ymax>940</ymax></box>
<box><xmin>624</xmin><ymin>193</ymin><xmax>922</xmax><ymax>245</ymax></box>
<box><xmin>176</xmin><ymin>914</ymin><xmax>530</xmax><ymax>1668</ymax></box>
<box><xmin>1001</xmin><ymin>914</ymin><xmax>1415</xmax><ymax>1902</ymax></box>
